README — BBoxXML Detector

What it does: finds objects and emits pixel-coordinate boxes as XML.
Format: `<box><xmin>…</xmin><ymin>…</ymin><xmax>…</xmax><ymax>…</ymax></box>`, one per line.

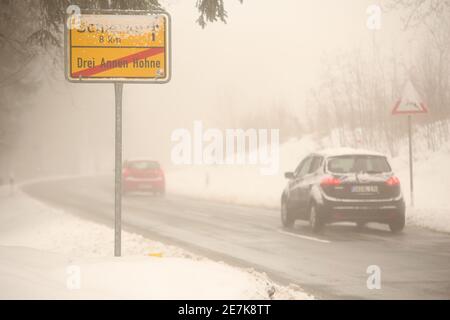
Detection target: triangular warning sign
<box><xmin>392</xmin><ymin>81</ymin><xmax>428</xmax><ymax>115</ymax></box>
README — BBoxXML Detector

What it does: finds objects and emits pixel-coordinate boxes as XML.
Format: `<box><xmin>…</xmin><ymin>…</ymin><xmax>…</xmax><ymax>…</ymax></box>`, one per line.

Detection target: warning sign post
<box><xmin>65</xmin><ymin>9</ymin><xmax>171</xmax><ymax>257</ymax></box>
<box><xmin>392</xmin><ymin>81</ymin><xmax>428</xmax><ymax>207</ymax></box>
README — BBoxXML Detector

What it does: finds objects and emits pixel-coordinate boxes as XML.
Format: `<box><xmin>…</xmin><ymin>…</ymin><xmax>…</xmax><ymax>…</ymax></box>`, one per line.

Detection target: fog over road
<box><xmin>22</xmin><ymin>176</ymin><xmax>450</xmax><ymax>299</ymax></box>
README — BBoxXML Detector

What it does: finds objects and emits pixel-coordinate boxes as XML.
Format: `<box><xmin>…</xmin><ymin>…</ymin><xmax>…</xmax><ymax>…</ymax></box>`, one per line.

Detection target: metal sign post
<box><xmin>408</xmin><ymin>115</ymin><xmax>414</xmax><ymax>207</ymax></box>
<box><xmin>65</xmin><ymin>9</ymin><xmax>171</xmax><ymax>257</ymax></box>
<box><xmin>114</xmin><ymin>83</ymin><xmax>123</xmax><ymax>257</ymax></box>
<box><xmin>392</xmin><ymin>80</ymin><xmax>428</xmax><ymax>207</ymax></box>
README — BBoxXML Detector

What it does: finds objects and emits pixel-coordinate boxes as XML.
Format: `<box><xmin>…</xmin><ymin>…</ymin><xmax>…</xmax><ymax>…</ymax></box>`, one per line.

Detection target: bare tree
<box><xmin>387</xmin><ymin>0</ymin><xmax>450</xmax><ymax>29</ymax></box>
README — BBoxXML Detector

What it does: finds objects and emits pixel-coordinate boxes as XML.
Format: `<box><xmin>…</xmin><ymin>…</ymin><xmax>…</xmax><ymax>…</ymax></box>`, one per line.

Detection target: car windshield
<box><xmin>127</xmin><ymin>161</ymin><xmax>159</xmax><ymax>170</ymax></box>
<box><xmin>327</xmin><ymin>155</ymin><xmax>391</xmax><ymax>174</ymax></box>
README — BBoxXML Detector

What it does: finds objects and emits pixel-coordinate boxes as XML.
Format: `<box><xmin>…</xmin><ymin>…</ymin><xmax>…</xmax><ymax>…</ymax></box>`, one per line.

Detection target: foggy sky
<box><xmin>11</xmin><ymin>0</ymin><xmax>420</xmax><ymax>176</ymax></box>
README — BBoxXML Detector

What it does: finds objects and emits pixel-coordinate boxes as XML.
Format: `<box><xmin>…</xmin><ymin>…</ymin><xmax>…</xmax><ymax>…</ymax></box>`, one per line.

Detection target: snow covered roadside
<box><xmin>0</xmin><ymin>186</ymin><xmax>312</xmax><ymax>300</ymax></box>
<box><xmin>166</xmin><ymin>136</ymin><xmax>318</xmax><ymax>208</ymax></box>
<box><xmin>391</xmin><ymin>142</ymin><xmax>450</xmax><ymax>233</ymax></box>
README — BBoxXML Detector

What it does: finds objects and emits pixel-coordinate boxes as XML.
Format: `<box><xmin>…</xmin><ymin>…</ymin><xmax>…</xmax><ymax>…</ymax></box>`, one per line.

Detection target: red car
<box><xmin>122</xmin><ymin>159</ymin><xmax>165</xmax><ymax>195</ymax></box>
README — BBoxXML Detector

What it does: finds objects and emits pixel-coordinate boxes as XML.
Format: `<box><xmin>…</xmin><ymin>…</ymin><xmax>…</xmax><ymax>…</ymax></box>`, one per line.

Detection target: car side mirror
<box><xmin>284</xmin><ymin>172</ymin><xmax>295</xmax><ymax>179</ymax></box>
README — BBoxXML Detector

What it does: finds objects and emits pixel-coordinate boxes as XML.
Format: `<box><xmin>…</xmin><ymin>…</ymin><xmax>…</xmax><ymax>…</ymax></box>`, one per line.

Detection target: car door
<box><xmin>290</xmin><ymin>156</ymin><xmax>313</xmax><ymax>212</ymax></box>
<box><xmin>297</xmin><ymin>156</ymin><xmax>323</xmax><ymax>215</ymax></box>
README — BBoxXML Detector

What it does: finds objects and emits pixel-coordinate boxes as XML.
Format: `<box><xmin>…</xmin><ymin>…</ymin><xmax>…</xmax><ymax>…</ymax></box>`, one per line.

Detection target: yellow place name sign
<box><xmin>65</xmin><ymin>12</ymin><xmax>171</xmax><ymax>83</ymax></box>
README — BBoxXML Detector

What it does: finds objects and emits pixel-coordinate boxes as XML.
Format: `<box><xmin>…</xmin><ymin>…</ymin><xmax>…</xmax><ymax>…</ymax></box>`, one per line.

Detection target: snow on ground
<box><xmin>166</xmin><ymin>136</ymin><xmax>318</xmax><ymax>208</ymax></box>
<box><xmin>167</xmin><ymin>135</ymin><xmax>450</xmax><ymax>233</ymax></box>
<box><xmin>0</xmin><ymin>187</ymin><xmax>312</xmax><ymax>300</ymax></box>
<box><xmin>390</xmin><ymin>140</ymin><xmax>450</xmax><ymax>233</ymax></box>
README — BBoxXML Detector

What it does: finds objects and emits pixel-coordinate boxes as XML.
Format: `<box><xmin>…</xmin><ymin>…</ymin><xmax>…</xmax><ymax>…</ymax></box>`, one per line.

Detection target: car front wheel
<box><xmin>281</xmin><ymin>199</ymin><xmax>295</xmax><ymax>228</ymax></box>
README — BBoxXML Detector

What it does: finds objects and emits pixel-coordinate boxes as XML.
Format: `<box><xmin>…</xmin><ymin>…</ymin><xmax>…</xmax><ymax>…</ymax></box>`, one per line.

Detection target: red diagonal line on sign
<box><xmin>71</xmin><ymin>47</ymin><xmax>164</xmax><ymax>78</ymax></box>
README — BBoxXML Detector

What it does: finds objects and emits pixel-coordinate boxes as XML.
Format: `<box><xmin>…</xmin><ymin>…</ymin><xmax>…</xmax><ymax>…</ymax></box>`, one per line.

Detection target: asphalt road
<box><xmin>22</xmin><ymin>176</ymin><xmax>450</xmax><ymax>299</ymax></box>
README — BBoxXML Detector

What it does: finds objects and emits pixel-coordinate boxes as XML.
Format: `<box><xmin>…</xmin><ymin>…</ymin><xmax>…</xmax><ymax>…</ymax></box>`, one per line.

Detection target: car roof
<box><xmin>312</xmin><ymin>148</ymin><xmax>386</xmax><ymax>158</ymax></box>
<box><xmin>126</xmin><ymin>158</ymin><xmax>159</xmax><ymax>163</ymax></box>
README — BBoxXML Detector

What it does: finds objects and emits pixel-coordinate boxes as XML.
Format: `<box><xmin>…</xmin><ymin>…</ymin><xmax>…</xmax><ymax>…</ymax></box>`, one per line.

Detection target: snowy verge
<box><xmin>0</xmin><ymin>187</ymin><xmax>312</xmax><ymax>299</ymax></box>
<box><xmin>166</xmin><ymin>136</ymin><xmax>318</xmax><ymax>208</ymax></box>
<box><xmin>391</xmin><ymin>141</ymin><xmax>450</xmax><ymax>233</ymax></box>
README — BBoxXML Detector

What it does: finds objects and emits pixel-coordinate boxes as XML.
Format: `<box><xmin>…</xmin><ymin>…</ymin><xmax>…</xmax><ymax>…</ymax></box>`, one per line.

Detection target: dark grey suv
<box><xmin>281</xmin><ymin>149</ymin><xmax>406</xmax><ymax>233</ymax></box>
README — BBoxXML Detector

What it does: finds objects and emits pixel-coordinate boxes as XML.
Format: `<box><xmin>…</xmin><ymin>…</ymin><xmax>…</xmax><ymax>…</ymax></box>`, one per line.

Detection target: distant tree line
<box><xmin>302</xmin><ymin>0</ymin><xmax>450</xmax><ymax>156</ymax></box>
<box><xmin>212</xmin><ymin>1</ymin><xmax>450</xmax><ymax>155</ymax></box>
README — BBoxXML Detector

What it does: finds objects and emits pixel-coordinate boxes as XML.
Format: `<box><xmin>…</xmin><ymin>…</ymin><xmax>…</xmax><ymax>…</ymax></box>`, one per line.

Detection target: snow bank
<box><xmin>166</xmin><ymin>136</ymin><xmax>318</xmax><ymax>207</ymax></box>
<box><xmin>0</xmin><ymin>187</ymin><xmax>311</xmax><ymax>299</ymax></box>
<box><xmin>391</xmin><ymin>140</ymin><xmax>450</xmax><ymax>233</ymax></box>
<box><xmin>166</xmin><ymin>135</ymin><xmax>450</xmax><ymax>233</ymax></box>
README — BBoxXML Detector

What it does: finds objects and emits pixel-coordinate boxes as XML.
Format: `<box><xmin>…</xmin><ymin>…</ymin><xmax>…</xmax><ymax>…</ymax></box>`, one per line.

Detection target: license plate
<box><xmin>351</xmin><ymin>185</ymin><xmax>378</xmax><ymax>193</ymax></box>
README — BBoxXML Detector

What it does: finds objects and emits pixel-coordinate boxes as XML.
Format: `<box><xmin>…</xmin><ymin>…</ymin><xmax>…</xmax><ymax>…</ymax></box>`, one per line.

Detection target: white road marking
<box><xmin>182</xmin><ymin>209</ymin><xmax>212</xmax><ymax>218</ymax></box>
<box><xmin>277</xmin><ymin>229</ymin><xmax>331</xmax><ymax>244</ymax></box>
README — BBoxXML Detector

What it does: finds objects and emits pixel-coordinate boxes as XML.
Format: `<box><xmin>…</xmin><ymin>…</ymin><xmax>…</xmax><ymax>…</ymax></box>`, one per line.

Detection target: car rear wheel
<box><xmin>389</xmin><ymin>211</ymin><xmax>405</xmax><ymax>233</ymax></box>
<box><xmin>281</xmin><ymin>199</ymin><xmax>295</xmax><ymax>228</ymax></box>
<box><xmin>155</xmin><ymin>190</ymin><xmax>165</xmax><ymax>197</ymax></box>
<box><xmin>309</xmin><ymin>205</ymin><xmax>324</xmax><ymax>233</ymax></box>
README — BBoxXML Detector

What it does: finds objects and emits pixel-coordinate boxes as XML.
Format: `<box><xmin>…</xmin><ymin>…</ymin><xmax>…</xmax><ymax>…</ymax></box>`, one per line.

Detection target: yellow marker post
<box><xmin>148</xmin><ymin>252</ymin><xmax>163</xmax><ymax>258</ymax></box>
